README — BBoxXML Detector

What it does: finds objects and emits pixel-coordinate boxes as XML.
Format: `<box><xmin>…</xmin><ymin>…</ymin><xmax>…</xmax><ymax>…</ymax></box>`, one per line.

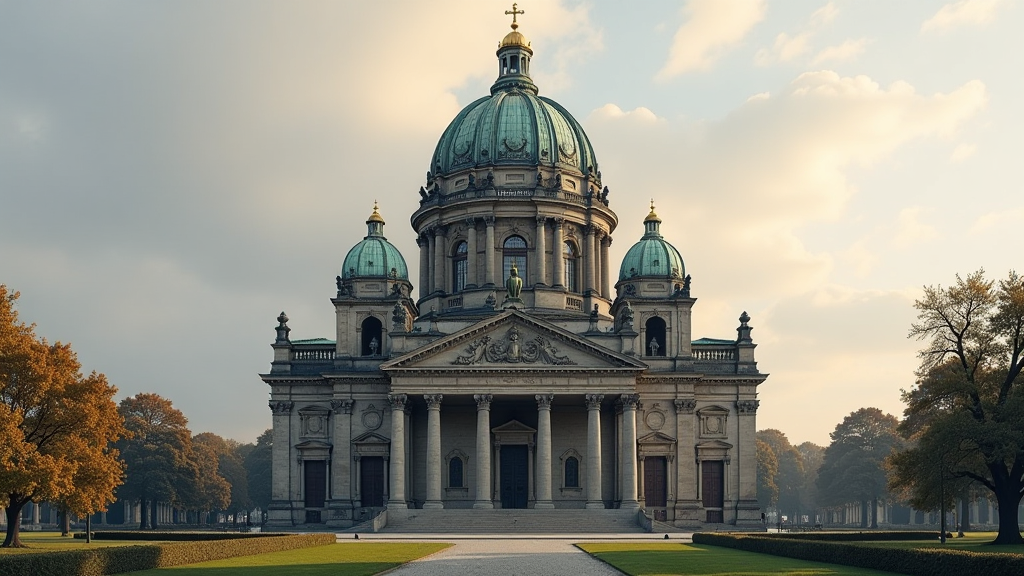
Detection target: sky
<box><xmin>2</xmin><ymin>0</ymin><xmax>1021</xmax><ymax>447</ymax></box>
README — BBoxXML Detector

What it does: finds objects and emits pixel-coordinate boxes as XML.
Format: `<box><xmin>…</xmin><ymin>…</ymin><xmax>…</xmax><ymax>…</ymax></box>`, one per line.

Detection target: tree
<box><xmin>796</xmin><ymin>441</ymin><xmax>824</xmax><ymax>522</ymax></box>
<box><xmin>887</xmin><ymin>270</ymin><xmax>1024</xmax><ymax>545</ymax></box>
<box><xmin>244</xmin><ymin>429</ymin><xmax>273</xmax><ymax>512</ymax></box>
<box><xmin>1</xmin><ymin>285</ymin><xmax>126</xmax><ymax>547</ymax></box>
<box><xmin>757</xmin><ymin>429</ymin><xmax>806</xmax><ymax>523</ymax></box>
<box><xmin>117</xmin><ymin>393</ymin><xmax>197</xmax><ymax>530</ymax></box>
<box><xmin>190</xmin><ymin>433</ymin><xmax>236</xmax><ymax>523</ymax></box>
<box><xmin>816</xmin><ymin>408</ymin><xmax>901</xmax><ymax>528</ymax></box>
<box><xmin>756</xmin><ymin>439</ymin><xmax>779</xmax><ymax>510</ymax></box>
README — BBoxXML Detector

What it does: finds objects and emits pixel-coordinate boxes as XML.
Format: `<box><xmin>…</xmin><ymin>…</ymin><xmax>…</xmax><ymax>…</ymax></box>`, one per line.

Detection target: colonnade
<box><xmin>384</xmin><ymin>392</ymin><xmax>641</xmax><ymax>510</ymax></box>
<box><xmin>416</xmin><ymin>217</ymin><xmax>611</xmax><ymax>298</ymax></box>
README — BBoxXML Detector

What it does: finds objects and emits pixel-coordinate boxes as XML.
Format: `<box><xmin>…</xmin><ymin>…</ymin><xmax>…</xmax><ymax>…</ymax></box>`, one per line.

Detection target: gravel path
<box><xmin>377</xmin><ymin>538</ymin><xmax>625</xmax><ymax>576</ymax></box>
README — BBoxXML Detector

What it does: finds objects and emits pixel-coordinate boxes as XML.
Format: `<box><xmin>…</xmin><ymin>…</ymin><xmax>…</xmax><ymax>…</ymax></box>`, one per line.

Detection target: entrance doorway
<box><xmin>644</xmin><ymin>456</ymin><xmax>668</xmax><ymax>509</ymax></box>
<box><xmin>500</xmin><ymin>445</ymin><xmax>529</xmax><ymax>509</ymax></box>
<box><xmin>304</xmin><ymin>460</ymin><xmax>326</xmax><ymax>523</ymax></box>
<box><xmin>361</xmin><ymin>456</ymin><xmax>385</xmax><ymax>507</ymax></box>
<box><xmin>702</xmin><ymin>460</ymin><xmax>724</xmax><ymax>523</ymax></box>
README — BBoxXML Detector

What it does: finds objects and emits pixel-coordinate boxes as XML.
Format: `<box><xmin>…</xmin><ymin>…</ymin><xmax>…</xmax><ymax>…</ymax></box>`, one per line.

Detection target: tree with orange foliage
<box><xmin>0</xmin><ymin>285</ymin><xmax>126</xmax><ymax>547</ymax></box>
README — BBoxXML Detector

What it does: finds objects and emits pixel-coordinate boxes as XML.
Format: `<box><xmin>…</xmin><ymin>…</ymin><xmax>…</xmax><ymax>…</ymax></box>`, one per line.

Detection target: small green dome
<box><xmin>341</xmin><ymin>204</ymin><xmax>409</xmax><ymax>280</ymax></box>
<box><xmin>618</xmin><ymin>203</ymin><xmax>685</xmax><ymax>281</ymax></box>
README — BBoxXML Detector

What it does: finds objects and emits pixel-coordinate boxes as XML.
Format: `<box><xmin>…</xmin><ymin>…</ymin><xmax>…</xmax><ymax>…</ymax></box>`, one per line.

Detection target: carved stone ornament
<box><xmin>361</xmin><ymin>404</ymin><xmax>383</xmax><ymax>430</ymax></box>
<box><xmin>331</xmin><ymin>399</ymin><xmax>354</xmax><ymax>415</ymax></box>
<box><xmin>299</xmin><ymin>409</ymin><xmax>329</xmax><ymax>438</ymax></box>
<box><xmin>451</xmin><ymin>325</ymin><xmax>577</xmax><ymax>365</ymax></box>
<box><xmin>474</xmin><ymin>394</ymin><xmax>493</xmax><ymax>409</ymax></box>
<box><xmin>387</xmin><ymin>393</ymin><xmax>408</xmax><ymax>411</ymax></box>
<box><xmin>585</xmin><ymin>394</ymin><xmax>604</xmax><ymax>410</ymax></box>
<box><xmin>674</xmin><ymin>399</ymin><xmax>697</xmax><ymax>414</ymax></box>
<box><xmin>698</xmin><ymin>406</ymin><xmax>730</xmax><ymax>438</ymax></box>
<box><xmin>645</xmin><ymin>409</ymin><xmax>666</xmax><ymax>431</ymax></box>
<box><xmin>424</xmin><ymin>394</ymin><xmax>443</xmax><ymax>409</ymax></box>
<box><xmin>269</xmin><ymin>401</ymin><xmax>293</xmax><ymax>415</ymax></box>
<box><xmin>536</xmin><ymin>394</ymin><xmax>554</xmax><ymax>409</ymax></box>
<box><xmin>619</xmin><ymin>394</ymin><xmax>641</xmax><ymax>410</ymax></box>
<box><xmin>736</xmin><ymin>400</ymin><xmax>760</xmax><ymax>414</ymax></box>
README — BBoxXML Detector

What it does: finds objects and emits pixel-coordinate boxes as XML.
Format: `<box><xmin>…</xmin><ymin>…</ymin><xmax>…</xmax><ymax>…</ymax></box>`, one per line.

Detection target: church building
<box><xmin>261</xmin><ymin>10</ymin><xmax>767</xmax><ymax>530</ymax></box>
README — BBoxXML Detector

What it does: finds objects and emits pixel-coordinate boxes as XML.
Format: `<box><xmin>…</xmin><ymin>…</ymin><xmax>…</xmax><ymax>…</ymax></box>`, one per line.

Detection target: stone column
<box><xmin>585</xmin><ymin>394</ymin><xmax>605</xmax><ymax>508</ymax></box>
<box><xmin>600</xmin><ymin>235</ymin><xmax>611</xmax><ymax>297</ymax></box>
<box><xmin>673</xmin><ymin>399</ymin><xmax>699</xmax><ymax>519</ymax></box>
<box><xmin>352</xmin><ymin>454</ymin><xmax>361</xmax><ymax>503</ymax></box>
<box><xmin>473</xmin><ymin>394</ymin><xmax>494</xmax><ymax>508</ymax></box>
<box><xmin>433</xmin><ymin>227</ymin><xmax>446</xmax><ymax>294</ymax></box>
<box><xmin>387</xmin><ymin>394</ymin><xmax>408</xmax><ymax>509</ymax></box>
<box><xmin>535</xmin><ymin>216</ymin><xmax>547</xmax><ymax>286</ymax></box>
<box><xmin>268</xmin><ymin>401</ymin><xmax>294</xmax><ymax>525</ymax></box>
<box><xmin>330</xmin><ymin>399</ymin><xmax>354</xmax><ymax>512</ymax></box>
<box><xmin>585</xmin><ymin>226</ymin><xmax>597</xmax><ymax>294</ymax></box>
<box><xmin>417</xmin><ymin>236</ymin><xmax>429</xmax><ymax>299</ymax></box>
<box><xmin>466</xmin><ymin>219</ymin><xmax>478</xmax><ymax>288</ymax></box>
<box><xmin>735</xmin><ymin>400</ymin><xmax>760</xmax><ymax>525</ymax></box>
<box><xmin>426</xmin><ymin>231</ymin><xmax>436</xmax><ymax>294</ymax></box>
<box><xmin>484</xmin><ymin>217</ymin><xmax>496</xmax><ymax>287</ymax></box>
<box><xmin>620</xmin><ymin>394</ymin><xmax>640</xmax><ymax>508</ymax></box>
<box><xmin>552</xmin><ymin>218</ymin><xmax>564</xmax><ymax>287</ymax></box>
<box><xmin>535</xmin><ymin>394</ymin><xmax>554</xmax><ymax>509</ymax></box>
<box><xmin>424</xmin><ymin>394</ymin><xmax>444</xmax><ymax>509</ymax></box>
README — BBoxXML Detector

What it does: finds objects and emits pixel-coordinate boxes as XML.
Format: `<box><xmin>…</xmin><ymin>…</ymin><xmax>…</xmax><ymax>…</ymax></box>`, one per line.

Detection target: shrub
<box><xmin>693</xmin><ymin>533</ymin><xmax>1024</xmax><ymax>576</ymax></box>
<box><xmin>72</xmin><ymin>531</ymin><xmax>292</xmax><ymax>541</ymax></box>
<box><xmin>0</xmin><ymin>533</ymin><xmax>336</xmax><ymax>576</ymax></box>
<box><xmin>757</xmin><ymin>531</ymin><xmax>940</xmax><ymax>542</ymax></box>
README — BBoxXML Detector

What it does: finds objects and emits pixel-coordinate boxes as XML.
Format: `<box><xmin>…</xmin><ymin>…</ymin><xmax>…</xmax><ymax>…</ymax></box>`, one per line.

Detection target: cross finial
<box><xmin>650</xmin><ymin>198</ymin><xmax>655</xmax><ymax>211</ymax></box>
<box><xmin>505</xmin><ymin>3</ymin><xmax>524</xmax><ymax>30</ymax></box>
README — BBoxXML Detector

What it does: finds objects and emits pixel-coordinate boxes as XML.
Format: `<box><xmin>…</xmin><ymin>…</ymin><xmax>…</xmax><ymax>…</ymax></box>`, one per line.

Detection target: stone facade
<box><xmin>260</xmin><ymin>13</ymin><xmax>767</xmax><ymax>530</ymax></box>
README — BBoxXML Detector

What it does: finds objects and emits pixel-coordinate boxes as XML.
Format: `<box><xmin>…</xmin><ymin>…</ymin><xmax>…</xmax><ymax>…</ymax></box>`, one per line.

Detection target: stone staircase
<box><xmin>380</xmin><ymin>508</ymin><xmax>644</xmax><ymax>534</ymax></box>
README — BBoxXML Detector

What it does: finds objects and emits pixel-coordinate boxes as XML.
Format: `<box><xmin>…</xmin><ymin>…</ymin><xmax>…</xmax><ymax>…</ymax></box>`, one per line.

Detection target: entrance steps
<box><xmin>381</xmin><ymin>508</ymin><xmax>644</xmax><ymax>534</ymax></box>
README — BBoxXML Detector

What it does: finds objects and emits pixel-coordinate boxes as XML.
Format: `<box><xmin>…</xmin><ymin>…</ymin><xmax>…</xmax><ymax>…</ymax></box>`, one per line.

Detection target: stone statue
<box><xmin>648</xmin><ymin>337</ymin><xmax>660</xmax><ymax>356</ymax></box>
<box><xmin>506</xmin><ymin>264</ymin><xmax>523</xmax><ymax>299</ymax></box>
<box><xmin>369</xmin><ymin>337</ymin><xmax>379</xmax><ymax>356</ymax></box>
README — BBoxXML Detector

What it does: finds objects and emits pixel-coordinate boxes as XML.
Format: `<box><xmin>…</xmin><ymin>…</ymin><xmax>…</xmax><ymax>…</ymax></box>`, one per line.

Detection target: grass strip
<box><xmin>578</xmin><ymin>542</ymin><xmax>896</xmax><ymax>575</ymax></box>
<box><xmin>129</xmin><ymin>542</ymin><xmax>451</xmax><ymax>576</ymax></box>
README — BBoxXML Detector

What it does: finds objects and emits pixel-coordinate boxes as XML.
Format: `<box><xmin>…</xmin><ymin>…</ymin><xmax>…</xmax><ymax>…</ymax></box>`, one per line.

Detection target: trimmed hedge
<box><xmin>758</xmin><ymin>531</ymin><xmax>942</xmax><ymax>542</ymax></box>
<box><xmin>73</xmin><ymin>531</ymin><xmax>290</xmax><ymax>541</ymax></box>
<box><xmin>0</xmin><ymin>533</ymin><xmax>336</xmax><ymax>576</ymax></box>
<box><xmin>693</xmin><ymin>533</ymin><xmax>1024</xmax><ymax>576</ymax></box>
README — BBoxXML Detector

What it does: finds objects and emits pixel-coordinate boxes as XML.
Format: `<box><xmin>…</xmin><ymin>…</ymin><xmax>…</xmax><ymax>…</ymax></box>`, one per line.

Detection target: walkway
<box><xmin>339</xmin><ymin>533</ymin><xmax>693</xmax><ymax>576</ymax></box>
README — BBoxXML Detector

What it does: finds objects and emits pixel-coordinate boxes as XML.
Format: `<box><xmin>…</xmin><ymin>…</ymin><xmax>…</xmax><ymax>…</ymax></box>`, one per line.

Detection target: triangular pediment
<box><xmin>638</xmin><ymin>431</ymin><xmax>676</xmax><ymax>445</ymax></box>
<box><xmin>352</xmin><ymin>431</ymin><xmax>390</xmax><ymax>445</ymax></box>
<box><xmin>381</xmin><ymin>310</ymin><xmax>646</xmax><ymax>372</ymax></box>
<box><xmin>492</xmin><ymin>419</ymin><xmax>536</xmax><ymax>434</ymax></box>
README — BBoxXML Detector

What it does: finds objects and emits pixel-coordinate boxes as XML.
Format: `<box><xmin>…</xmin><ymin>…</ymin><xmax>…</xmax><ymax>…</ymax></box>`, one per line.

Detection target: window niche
<box><xmin>560</xmin><ymin>448</ymin><xmax>583</xmax><ymax>493</ymax></box>
<box><xmin>645</xmin><ymin>316</ymin><xmax>667</xmax><ymax>357</ymax></box>
<box><xmin>452</xmin><ymin>241</ymin><xmax>468</xmax><ymax>292</ymax></box>
<box><xmin>445</xmin><ymin>449</ymin><xmax>469</xmax><ymax>494</ymax></box>
<box><xmin>361</xmin><ymin>316</ymin><xmax>383</xmax><ymax>357</ymax></box>
<box><xmin>502</xmin><ymin>235</ymin><xmax>528</xmax><ymax>285</ymax></box>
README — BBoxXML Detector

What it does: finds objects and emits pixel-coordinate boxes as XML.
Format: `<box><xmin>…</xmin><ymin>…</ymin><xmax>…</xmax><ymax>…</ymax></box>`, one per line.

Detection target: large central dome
<box><xmin>430</xmin><ymin>91</ymin><xmax>597</xmax><ymax>178</ymax></box>
<box><xmin>428</xmin><ymin>22</ymin><xmax>597</xmax><ymax>180</ymax></box>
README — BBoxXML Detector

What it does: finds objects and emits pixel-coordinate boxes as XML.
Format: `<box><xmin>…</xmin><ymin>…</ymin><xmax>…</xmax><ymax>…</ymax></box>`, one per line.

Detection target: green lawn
<box><xmin>130</xmin><ymin>542</ymin><xmax>450</xmax><ymax>576</ymax></box>
<box><xmin>0</xmin><ymin>531</ymin><xmax>165</xmax><ymax>554</ymax></box>
<box><xmin>849</xmin><ymin>531</ymin><xmax>1024</xmax><ymax>555</ymax></box>
<box><xmin>578</xmin><ymin>542</ymin><xmax>896</xmax><ymax>576</ymax></box>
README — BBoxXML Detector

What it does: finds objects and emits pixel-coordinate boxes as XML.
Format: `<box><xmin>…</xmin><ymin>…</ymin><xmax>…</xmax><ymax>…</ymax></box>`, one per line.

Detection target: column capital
<box><xmin>552</xmin><ymin>217</ymin><xmax>564</xmax><ymax>227</ymax></box>
<box><xmin>674</xmin><ymin>399</ymin><xmax>697</xmax><ymax>414</ymax></box>
<box><xmin>584</xmin><ymin>224</ymin><xmax>597</xmax><ymax>237</ymax></box>
<box><xmin>585</xmin><ymin>394</ymin><xmax>604</xmax><ymax>410</ymax></box>
<box><xmin>353</xmin><ymin>453</ymin><xmax>361</xmax><ymax>462</ymax></box>
<box><xmin>484</xmin><ymin>216</ymin><xmax>496</xmax><ymax>225</ymax></box>
<box><xmin>736</xmin><ymin>400</ymin><xmax>760</xmax><ymax>414</ymax></box>
<box><xmin>474</xmin><ymin>394</ymin><xmax>493</xmax><ymax>409</ymax></box>
<box><xmin>619</xmin><ymin>394</ymin><xmax>641</xmax><ymax>410</ymax></box>
<box><xmin>269</xmin><ymin>401</ymin><xmax>293</xmax><ymax>415</ymax></box>
<box><xmin>465</xmin><ymin>217</ymin><xmax>478</xmax><ymax>227</ymax></box>
<box><xmin>416</xmin><ymin>235</ymin><xmax>428</xmax><ymax>247</ymax></box>
<box><xmin>331</xmin><ymin>399</ymin><xmax>355</xmax><ymax>415</ymax></box>
<box><xmin>536</xmin><ymin>215</ymin><xmax>547</xmax><ymax>226</ymax></box>
<box><xmin>387</xmin><ymin>393</ymin><xmax>408</xmax><ymax>410</ymax></box>
<box><xmin>535</xmin><ymin>394</ymin><xmax>554</xmax><ymax>409</ymax></box>
<box><xmin>424</xmin><ymin>394</ymin><xmax>444</xmax><ymax>409</ymax></box>
<box><xmin>434</xmin><ymin>226</ymin><xmax>447</xmax><ymax>237</ymax></box>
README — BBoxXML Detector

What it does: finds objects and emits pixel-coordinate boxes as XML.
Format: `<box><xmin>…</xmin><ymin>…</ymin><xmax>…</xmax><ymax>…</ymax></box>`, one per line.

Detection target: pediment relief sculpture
<box><xmin>452</xmin><ymin>325</ymin><xmax>577</xmax><ymax>366</ymax></box>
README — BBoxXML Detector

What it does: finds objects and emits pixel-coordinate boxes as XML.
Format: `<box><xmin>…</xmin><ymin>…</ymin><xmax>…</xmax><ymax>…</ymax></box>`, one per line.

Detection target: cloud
<box><xmin>656</xmin><ymin>0</ymin><xmax>766</xmax><ymax>80</ymax></box>
<box><xmin>922</xmin><ymin>0</ymin><xmax>1006</xmax><ymax>33</ymax></box>
<box><xmin>892</xmin><ymin>207</ymin><xmax>939</xmax><ymax>249</ymax></box>
<box><xmin>970</xmin><ymin>206</ymin><xmax>1024</xmax><ymax>235</ymax></box>
<box><xmin>812</xmin><ymin>38</ymin><xmax>869</xmax><ymax>64</ymax></box>
<box><xmin>756</xmin><ymin>2</ymin><xmax>853</xmax><ymax>66</ymax></box>
<box><xmin>950</xmin><ymin>142</ymin><xmax>977</xmax><ymax>162</ymax></box>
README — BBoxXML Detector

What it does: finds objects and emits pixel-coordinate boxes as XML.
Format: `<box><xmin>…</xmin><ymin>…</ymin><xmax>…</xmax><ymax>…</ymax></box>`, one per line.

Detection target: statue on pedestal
<box><xmin>502</xmin><ymin>263</ymin><xmax>525</xmax><ymax>309</ymax></box>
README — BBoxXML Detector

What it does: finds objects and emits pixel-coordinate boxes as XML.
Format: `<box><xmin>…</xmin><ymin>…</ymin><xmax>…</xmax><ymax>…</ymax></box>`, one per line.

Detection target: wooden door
<box><xmin>304</xmin><ymin>460</ymin><xmax>327</xmax><ymax>508</ymax></box>
<box><xmin>644</xmin><ymin>456</ymin><xmax>668</xmax><ymax>507</ymax></box>
<box><xmin>702</xmin><ymin>460</ymin><xmax>724</xmax><ymax>523</ymax></box>
<box><xmin>500</xmin><ymin>445</ymin><xmax>529</xmax><ymax>509</ymax></box>
<box><xmin>361</xmin><ymin>456</ymin><xmax>385</xmax><ymax>508</ymax></box>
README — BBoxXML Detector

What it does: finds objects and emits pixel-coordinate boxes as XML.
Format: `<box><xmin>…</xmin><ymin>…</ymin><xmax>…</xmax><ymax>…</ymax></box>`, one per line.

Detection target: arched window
<box><xmin>361</xmin><ymin>316</ymin><xmax>383</xmax><ymax>356</ymax></box>
<box><xmin>645</xmin><ymin>316</ymin><xmax>667</xmax><ymax>357</ymax></box>
<box><xmin>448</xmin><ymin>457</ymin><xmax>464</xmax><ymax>488</ymax></box>
<box><xmin>502</xmin><ymin>235</ymin><xmax>527</xmax><ymax>285</ymax></box>
<box><xmin>564</xmin><ymin>456</ymin><xmax>580</xmax><ymax>488</ymax></box>
<box><xmin>563</xmin><ymin>241</ymin><xmax>579</xmax><ymax>292</ymax></box>
<box><xmin>452</xmin><ymin>241</ymin><xmax>468</xmax><ymax>292</ymax></box>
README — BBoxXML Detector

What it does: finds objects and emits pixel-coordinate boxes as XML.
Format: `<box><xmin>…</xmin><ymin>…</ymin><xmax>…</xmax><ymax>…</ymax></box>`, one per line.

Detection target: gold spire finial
<box><xmin>645</xmin><ymin>199</ymin><xmax>661</xmax><ymax>223</ymax></box>
<box><xmin>505</xmin><ymin>2</ymin><xmax>524</xmax><ymax>30</ymax></box>
<box><xmin>367</xmin><ymin>200</ymin><xmax>385</xmax><ymax>224</ymax></box>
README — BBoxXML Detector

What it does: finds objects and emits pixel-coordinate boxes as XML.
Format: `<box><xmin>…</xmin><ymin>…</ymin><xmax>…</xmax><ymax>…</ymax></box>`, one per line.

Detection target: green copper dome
<box><xmin>618</xmin><ymin>203</ymin><xmax>685</xmax><ymax>281</ymax></box>
<box><xmin>428</xmin><ymin>20</ymin><xmax>597</xmax><ymax>178</ymax></box>
<box><xmin>341</xmin><ymin>204</ymin><xmax>409</xmax><ymax>280</ymax></box>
